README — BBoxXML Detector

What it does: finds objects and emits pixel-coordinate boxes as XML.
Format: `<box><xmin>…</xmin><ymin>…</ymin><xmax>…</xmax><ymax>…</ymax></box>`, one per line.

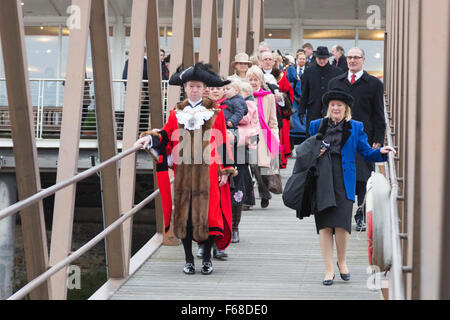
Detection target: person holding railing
<box><xmin>134</xmin><ymin>63</ymin><xmax>236</xmax><ymax>275</ymax></box>
<box><xmin>328</xmin><ymin>47</ymin><xmax>386</xmax><ymax>232</ymax></box>
<box><xmin>307</xmin><ymin>88</ymin><xmax>395</xmax><ymax>286</ymax></box>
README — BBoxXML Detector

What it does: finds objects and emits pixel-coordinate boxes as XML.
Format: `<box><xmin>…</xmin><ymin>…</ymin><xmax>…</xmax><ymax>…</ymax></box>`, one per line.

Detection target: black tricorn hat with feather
<box><xmin>169</xmin><ymin>62</ymin><xmax>230</xmax><ymax>87</ymax></box>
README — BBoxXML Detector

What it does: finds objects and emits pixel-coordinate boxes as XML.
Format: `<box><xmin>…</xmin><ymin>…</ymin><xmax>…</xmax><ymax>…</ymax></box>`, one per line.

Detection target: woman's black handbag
<box><xmin>268</xmin><ymin>173</ymin><xmax>283</xmax><ymax>194</ymax></box>
<box><xmin>280</xmin><ymin>92</ymin><xmax>296</xmax><ymax>117</ymax></box>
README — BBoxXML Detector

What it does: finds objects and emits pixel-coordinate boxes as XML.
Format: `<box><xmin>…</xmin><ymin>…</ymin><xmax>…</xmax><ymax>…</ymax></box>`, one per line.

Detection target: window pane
<box><xmin>266</xmin><ymin>39</ymin><xmax>292</xmax><ymax>53</ymax></box>
<box><xmin>300</xmin><ymin>39</ymin><xmax>356</xmax><ymax>56</ymax></box>
<box><xmin>61</xmin><ymin>34</ymin><xmax>93</xmax><ymax>79</ymax></box>
<box><xmin>358</xmin><ymin>40</ymin><xmax>384</xmax><ymax>78</ymax></box>
<box><xmin>26</xmin><ymin>35</ymin><xmax>59</xmax><ymax>78</ymax></box>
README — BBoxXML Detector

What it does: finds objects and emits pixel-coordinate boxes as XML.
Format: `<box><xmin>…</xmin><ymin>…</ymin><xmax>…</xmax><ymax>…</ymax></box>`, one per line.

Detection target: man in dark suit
<box><xmin>301</xmin><ymin>43</ymin><xmax>316</xmax><ymax>69</ymax></box>
<box><xmin>328</xmin><ymin>47</ymin><xmax>386</xmax><ymax>232</ymax></box>
<box><xmin>331</xmin><ymin>45</ymin><xmax>349</xmax><ymax>73</ymax></box>
<box><xmin>122</xmin><ymin>48</ymin><xmax>148</xmax><ymax>86</ymax></box>
<box><xmin>298</xmin><ymin>46</ymin><xmax>344</xmax><ymax>136</ymax></box>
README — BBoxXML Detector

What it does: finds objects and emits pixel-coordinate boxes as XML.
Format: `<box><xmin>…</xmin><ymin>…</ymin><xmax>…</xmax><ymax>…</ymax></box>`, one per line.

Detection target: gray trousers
<box><xmin>250</xmin><ymin>165</ymin><xmax>272</xmax><ymax>200</ymax></box>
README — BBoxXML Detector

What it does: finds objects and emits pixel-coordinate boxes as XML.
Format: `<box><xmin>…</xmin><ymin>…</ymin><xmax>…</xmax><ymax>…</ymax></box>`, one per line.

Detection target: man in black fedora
<box><xmin>298</xmin><ymin>46</ymin><xmax>345</xmax><ymax>135</ymax></box>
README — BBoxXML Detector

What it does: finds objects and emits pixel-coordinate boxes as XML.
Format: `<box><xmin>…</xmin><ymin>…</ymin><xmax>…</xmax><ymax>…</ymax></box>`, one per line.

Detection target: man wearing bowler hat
<box><xmin>298</xmin><ymin>46</ymin><xmax>344</xmax><ymax>135</ymax></box>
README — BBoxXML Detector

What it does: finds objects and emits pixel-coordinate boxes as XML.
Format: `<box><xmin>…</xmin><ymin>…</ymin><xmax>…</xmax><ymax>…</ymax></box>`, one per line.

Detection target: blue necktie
<box><xmin>298</xmin><ymin>67</ymin><xmax>303</xmax><ymax>78</ymax></box>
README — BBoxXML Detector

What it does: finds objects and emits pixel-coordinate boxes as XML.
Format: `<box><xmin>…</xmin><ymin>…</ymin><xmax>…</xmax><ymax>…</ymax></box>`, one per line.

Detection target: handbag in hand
<box><xmin>280</xmin><ymin>92</ymin><xmax>296</xmax><ymax>117</ymax></box>
<box><xmin>268</xmin><ymin>173</ymin><xmax>283</xmax><ymax>194</ymax></box>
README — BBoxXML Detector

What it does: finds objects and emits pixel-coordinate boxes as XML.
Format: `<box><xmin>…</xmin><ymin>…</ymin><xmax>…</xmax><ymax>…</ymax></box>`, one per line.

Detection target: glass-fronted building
<box><xmin>0</xmin><ymin>0</ymin><xmax>386</xmax><ymax>92</ymax></box>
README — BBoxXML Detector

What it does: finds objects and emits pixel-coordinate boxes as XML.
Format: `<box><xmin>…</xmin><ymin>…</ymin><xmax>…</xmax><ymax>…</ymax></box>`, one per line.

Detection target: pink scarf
<box><xmin>253</xmin><ymin>88</ymin><xmax>281</xmax><ymax>157</ymax></box>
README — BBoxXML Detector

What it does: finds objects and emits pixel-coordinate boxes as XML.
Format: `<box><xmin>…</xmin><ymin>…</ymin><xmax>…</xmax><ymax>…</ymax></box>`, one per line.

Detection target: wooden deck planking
<box><xmin>111</xmin><ymin>158</ymin><xmax>382</xmax><ymax>300</ymax></box>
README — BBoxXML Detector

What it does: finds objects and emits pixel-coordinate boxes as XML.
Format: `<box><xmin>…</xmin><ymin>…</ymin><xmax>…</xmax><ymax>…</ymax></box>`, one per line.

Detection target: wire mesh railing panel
<box><xmin>0</xmin><ymin>78</ymin><xmax>169</xmax><ymax>140</ymax></box>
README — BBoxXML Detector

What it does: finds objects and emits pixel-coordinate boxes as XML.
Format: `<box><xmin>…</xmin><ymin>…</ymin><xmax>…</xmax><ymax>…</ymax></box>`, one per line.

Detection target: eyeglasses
<box><xmin>347</xmin><ymin>56</ymin><xmax>363</xmax><ymax>60</ymax></box>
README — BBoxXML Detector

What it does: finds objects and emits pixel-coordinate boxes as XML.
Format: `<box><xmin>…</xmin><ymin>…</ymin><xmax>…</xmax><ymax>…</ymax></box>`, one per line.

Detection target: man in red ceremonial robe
<box><xmin>135</xmin><ymin>63</ymin><xmax>236</xmax><ymax>275</ymax></box>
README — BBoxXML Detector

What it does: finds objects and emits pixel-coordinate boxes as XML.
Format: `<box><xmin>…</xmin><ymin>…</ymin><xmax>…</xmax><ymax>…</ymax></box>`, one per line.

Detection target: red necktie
<box><xmin>350</xmin><ymin>74</ymin><xmax>356</xmax><ymax>85</ymax></box>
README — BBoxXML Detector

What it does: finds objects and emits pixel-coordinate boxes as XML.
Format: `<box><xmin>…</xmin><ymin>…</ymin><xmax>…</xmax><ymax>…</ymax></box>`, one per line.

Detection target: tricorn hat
<box><xmin>231</xmin><ymin>52</ymin><xmax>253</xmax><ymax>68</ymax></box>
<box><xmin>322</xmin><ymin>88</ymin><xmax>354</xmax><ymax>107</ymax></box>
<box><xmin>315</xmin><ymin>46</ymin><xmax>332</xmax><ymax>58</ymax></box>
<box><xmin>169</xmin><ymin>62</ymin><xmax>230</xmax><ymax>87</ymax></box>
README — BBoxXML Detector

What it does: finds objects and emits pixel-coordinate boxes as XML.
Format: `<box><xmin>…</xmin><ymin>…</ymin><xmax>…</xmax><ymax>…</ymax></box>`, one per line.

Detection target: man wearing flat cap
<box><xmin>298</xmin><ymin>46</ymin><xmax>344</xmax><ymax>136</ymax></box>
<box><xmin>135</xmin><ymin>63</ymin><xmax>236</xmax><ymax>275</ymax></box>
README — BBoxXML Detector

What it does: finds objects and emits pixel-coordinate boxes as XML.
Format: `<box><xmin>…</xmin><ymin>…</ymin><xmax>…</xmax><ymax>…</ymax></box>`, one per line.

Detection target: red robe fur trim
<box><xmin>141</xmin><ymin>98</ymin><xmax>235</xmax><ymax>250</ymax></box>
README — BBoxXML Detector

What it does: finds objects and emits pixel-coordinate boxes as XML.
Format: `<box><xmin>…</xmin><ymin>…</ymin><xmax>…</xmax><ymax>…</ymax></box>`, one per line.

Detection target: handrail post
<box><xmin>0</xmin><ymin>0</ymin><xmax>52</xmax><ymax>300</ymax></box>
<box><xmin>90</xmin><ymin>0</ymin><xmax>126</xmax><ymax>280</ymax></box>
<box><xmin>48</xmin><ymin>0</ymin><xmax>92</xmax><ymax>300</ymax></box>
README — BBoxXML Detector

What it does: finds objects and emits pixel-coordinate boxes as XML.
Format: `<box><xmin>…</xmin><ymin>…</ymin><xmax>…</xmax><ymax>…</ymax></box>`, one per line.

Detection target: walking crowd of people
<box><xmin>134</xmin><ymin>41</ymin><xmax>395</xmax><ymax>285</ymax></box>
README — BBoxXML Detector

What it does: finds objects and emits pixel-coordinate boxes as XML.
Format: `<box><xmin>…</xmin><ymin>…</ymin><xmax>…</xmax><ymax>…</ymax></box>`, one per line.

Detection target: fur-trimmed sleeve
<box><xmin>140</xmin><ymin>110</ymin><xmax>178</xmax><ymax>159</ymax></box>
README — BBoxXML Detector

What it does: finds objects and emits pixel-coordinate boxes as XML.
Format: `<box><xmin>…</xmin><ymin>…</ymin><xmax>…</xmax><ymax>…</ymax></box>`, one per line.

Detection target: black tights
<box><xmin>355</xmin><ymin>181</ymin><xmax>367</xmax><ymax>222</ymax></box>
<box><xmin>181</xmin><ymin>204</ymin><xmax>214</xmax><ymax>264</ymax></box>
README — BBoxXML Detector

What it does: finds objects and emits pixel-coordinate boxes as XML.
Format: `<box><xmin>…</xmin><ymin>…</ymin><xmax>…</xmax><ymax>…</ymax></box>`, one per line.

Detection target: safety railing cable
<box><xmin>0</xmin><ymin>78</ymin><xmax>170</xmax><ymax>140</ymax></box>
<box><xmin>0</xmin><ymin>145</ymin><xmax>140</xmax><ymax>221</ymax></box>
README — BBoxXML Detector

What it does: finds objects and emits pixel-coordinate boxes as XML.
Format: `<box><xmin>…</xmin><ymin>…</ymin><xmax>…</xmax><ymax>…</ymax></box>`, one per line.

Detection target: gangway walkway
<box><xmin>110</xmin><ymin>158</ymin><xmax>382</xmax><ymax>300</ymax></box>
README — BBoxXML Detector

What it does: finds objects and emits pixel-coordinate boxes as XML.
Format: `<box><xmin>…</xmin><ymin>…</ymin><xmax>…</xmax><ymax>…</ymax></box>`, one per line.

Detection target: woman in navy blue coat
<box><xmin>309</xmin><ymin>89</ymin><xmax>395</xmax><ymax>286</ymax></box>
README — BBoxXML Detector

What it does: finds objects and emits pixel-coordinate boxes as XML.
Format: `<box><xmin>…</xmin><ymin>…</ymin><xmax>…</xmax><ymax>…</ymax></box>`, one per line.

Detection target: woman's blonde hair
<box><xmin>246</xmin><ymin>66</ymin><xmax>269</xmax><ymax>90</ymax></box>
<box><xmin>325</xmin><ymin>102</ymin><xmax>352</xmax><ymax>122</ymax></box>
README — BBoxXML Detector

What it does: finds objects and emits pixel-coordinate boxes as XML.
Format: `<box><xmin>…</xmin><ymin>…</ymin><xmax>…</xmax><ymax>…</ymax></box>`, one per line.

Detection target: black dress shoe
<box><xmin>323</xmin><ymin>274</ymin><xmax>335</xmax><ymax>286</ymax></box>
<box><xmin>183</xmin><ymin>262</ymin><xmax>195</xmax><ymax>275</ymax></box>
<box><xmin>337</xmin><ymin>262</ymin><xmax>351</xmax><ymax>281</ymax></box>
<box><xmin>201</xmin><ymin>261</ymin><xmax>213</xmax><ymax>275</ymax></box>
<box><xmin>261</xmin><ymin>198</ymin><xmax>269</xmax><ymax>208</ymax></box>
<box><xmin>355</xmin><ymin>220</ymin><xmax>367</xmax><ymax>232</ymax></box>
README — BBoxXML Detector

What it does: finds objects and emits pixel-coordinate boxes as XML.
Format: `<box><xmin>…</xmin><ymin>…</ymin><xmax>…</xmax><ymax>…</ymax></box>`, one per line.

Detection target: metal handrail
<box><xmin>8</xmin><ymin>176</ymin><xmax>174</xmax><ymax>300</ymax></box>
<box><xmin>0</xmin><ymin>145</ymin><xmax>140</xmax><ymax>221</ymax></box>
<box><xmin>384</xmin><ymin>101</ymin><xmax>405</xmax><ymax>300</ymax></box>
<box><xmin>0</xmin><ymin>143</ymin><xmax>173</xmax><ymax>300</ymax></box>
